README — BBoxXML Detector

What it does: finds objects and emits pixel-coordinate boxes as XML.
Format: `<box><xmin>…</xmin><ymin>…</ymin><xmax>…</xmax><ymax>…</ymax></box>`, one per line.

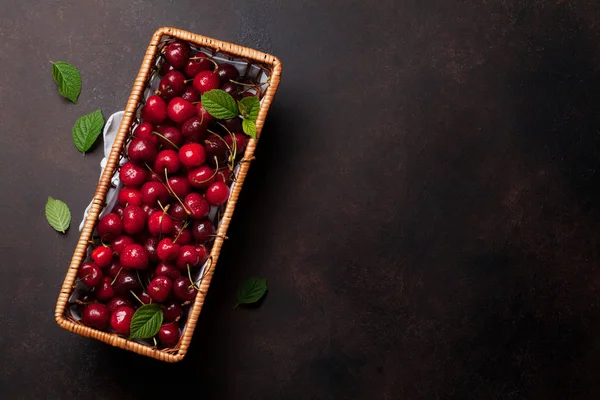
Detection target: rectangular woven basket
<box><xmin>54</xmin><ymin>27</ymin><xmax>282</xmax><ymax>362</ymax></box>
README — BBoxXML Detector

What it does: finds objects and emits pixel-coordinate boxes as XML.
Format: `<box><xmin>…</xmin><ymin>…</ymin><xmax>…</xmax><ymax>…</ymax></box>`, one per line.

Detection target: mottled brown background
<box><xmin>2</xmin><ymin>0</ymin><xmax>600</xmax><ymax>399</ymax></box>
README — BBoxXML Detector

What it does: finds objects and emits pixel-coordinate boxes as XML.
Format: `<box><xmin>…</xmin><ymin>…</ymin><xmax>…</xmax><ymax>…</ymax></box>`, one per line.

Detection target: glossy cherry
<box><xmin>106</xmin><ymin>296</ymin><xmax>133</xmax><ymax>312</ymax></box>
<box><xmin>181</xmin><ymin>116</ymin><xmax>209</xmax><ymax>142</ymax></box>
<box><xmin>206</xmin><ymin>182</ymin><xmax>230</xmax><ymax>206</ymax></box>
<box><xmin>154</xmin><ymin>149</ymin><xmax>181</xmax><ymax>175</ymax></box>
<box><xmin>128</xmin><ymin>138</ymin><xmax>157</xmax><ymax>166</ymax></box>
<box><xmin>97</xmin><ymin>213</ymin><xmax>123</xmax><ymax>241</ymax></box>
<box><xmin>120</xmin><ymin>244</ymin><xmax>149</xmax><ymax>269</ymax></box>
<box><xmin>78</xmin><ymin>262</ymin><xmax>103</xmax><ymax>287</ymax></box>
<box><xmin>167</xmin><ymin>202</ymin><xmax>188</xmax><ymax>221</ymax></box>
<box><xmin>155</xmin><ymin>125</ymin><xmax>183</xmax><ymax>151</ymax></box>
<box><xmin>161</xmin><ymin>61</ymin><xmax>175</xmax><ymax>75</ymax></box>
<box><xmin>110</xmin><ymin>306</ymin><xmax>135</xmax><ymax>336</ymax></box>
<box><xmin>112</xmin><ymin>269</ymin><xmax>141</xmax><ymax>294</ymax></box>
<box><xmin>133</xmin><ymin>122</ymin><xmax>158</xmax><ymax>145</ymax></box>
<box><xmin>142</xmin><ymin>204</ymin><xmax>160</xmax><ymax>219</ymax></box>
<box><xmin>119</xmin><ymin>162</ymin><xmax>148</xmax><ymax>187</ymax></box>
<box><xmin>117</xmin><ymin>188</ymin><xmax>143</xmax><ymax>207</ymax></box>
<box><xmin>204</xmin><ymin>136</ymin><xmax>229</xmax><ymax>167</ymax></box>
<box><xmin>184</xmin><ymin>53</ymin><xmax>214</xmax><ymax>77</ymax></box>
<box><xmin>196</xmin><ymin>102</ymin><xmax>213</xmax><ymax>125</ymax></box>
<box><xmin>166</xmin><ymin>176</ymin><xmax>191</xmax><ymax>199</ymax></box>
<box><xmin>122</xmin><ymin>205</ymin><xmax>147</xmax><ymax>235</ymax></box>
<box><xmin>140</xmin><ymin>181</ymin><xmax>169</xmax><ymax>206</ymax></box>
<box><xmin>192</xmin><ymin>219</ymin><xmax>216</xmax><ymax>243</ymax></box>
<box><xmin>141</xmin><ymin>95</ymin><xmax>167</xmax><ymax>124</ymax></box>
<box><xmin>82</xmin><ymin>303</ymin><xmax>110</xmax><ymax>329</ymax></box>
<box><xmin>188</xmin><ymin>165</ymin><xmax>215</xmax><ymax>189</ymax></box>
<box><xmin>221</xmin><ymin>82</ymin><xmax>241</xmax><ymax>100</ymax></box>
<box><xmin>176</xmin><ymin>245</ymin><xmax>200</xmax><ymax>269</ymax></box>
<box><xmin>183</xmin><ymin>192</ymin><xmax>210</xmax><ymax>219</ymax></box>
<box><xmin>112</xmin><ymin>203</ymin><xmax>125</xmax><ymax>218</ymax></box>
<box><xmin>111</xmin><ymin>235</ymin><xmax>135</xmax><ymax>256</ymax></box>
<box><xmin>148</xmin><ymin>276</ymin><xmax>173</xmax><ymax>303</ymax></box>
<box><xmin>148</xmin><ymin>211</ymin><xmax>175</xmax><ymax>236</ymax></box>
<box><xmin>155</xmin><ymin>262</ymin><xmax>181</xmax><ymax>280</ymax></box>
<box><xmin>158</xmin><ymin>71</ymin><xmax>186</xmax><ymax>100</ymax></box>
<box><xmin>157</xmin><ymin>238</ymin><xmax>180</xmax><ymax>261</ymax></box>
<box><xmin>217</xmin><ymin>63</ymin><xmax>240</xmax><ymax>83</ymax></box>
<box><xmin>180</xmin><ymin>86</ymin><xmax>201</xmax><ymax>102</ymax></box>
<box><xmin>95</xmin><ymin>276</ymin><xmax>116</xmax><ymax>301</ymax></box>
<box><xmin>223</xmin><ymin>133</ymin><xmax>247</xmax><ymax>157</ymax></box>
<box><xmin>178</xmin><ymin>143</ymin><xmax>206</xmax><ymax>168</ymax></box>
<box><xmin>143</xmin><ymin>236</ymin><xmax>160</xmax><ymax>263</ymax></box>
<box><xmin>91</xmin><ymin>246</ymin><xmax>113</xmax><ymax>268</ymax></box>
<box><xmin>164</xmin><ymin>40</ymin><xmax>190</xmax><ymax>69</ymax></box>
<box><xmin>173</xmin><ymin>276</ymin><xmax>197</xmax><ymax>302</ymax></box>
<box><xmin>193</xmin><ymin>70</ymin><xmax>220</xmax><ymax>93</ymax></box>
<box><xmin>158</xmin><ymin>322</ymin><xmax>181</xmax><ymax>348</ymax></box>
<box><xmin>167</xmin><ymin>97</ymin><xmax>197</xmax><ymax>124</ymax></box>
<box><xmin>172</xmin><ymin>222</ymin><xmax>192</xmax><ymax>245</ymax></box>
<box><xmin>162</xmin><ymin>301</ymin><xmax>183</xmax><ymax>323</ymax></box>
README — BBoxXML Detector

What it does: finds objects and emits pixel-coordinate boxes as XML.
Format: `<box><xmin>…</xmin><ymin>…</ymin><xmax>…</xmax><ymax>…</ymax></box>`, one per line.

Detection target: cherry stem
<box><xmin>110</xmin><ymin>267</ymin><xmax>123</xmax><ymax>286</ymax></box>
<box><xmin>192</xmin><ymin>156</ymin><xmax>220</xmax><ymax>185</ymax></box>
<box><xmin>136</xmin><ymin>270</ymin><xmax>146</xmax><ymax>292</ymax></box>
<box><xmin>187</xmin><ymin>264</ymin><xmax>198</xmax><ymax>289</ymax></box>
<box><xmin>163</xmin><ymin>169</ymin><xmax>190</xmax><ymax>213</ymax></box>
<box><xmin>173</xmin><ymin>219</ymin><xmax>191</xmax><ymax>244</ymax></box>
<box><xmin>130</xmin><ymin>290</ymin><xmax>146</xmax><ymax>305</ymax></box>
<box><xmin>229</xmin><ymin>79</ymin><xmax>260</xmax><ymax>87</ymax></box>
<box><xmin>152</xmin><ymin>131</ymin><xmax>180</xmax><ymax>150</ymax></box>
<box><xmin>189</xmin><ymin>56</ymin><xmax>219</xmax><ymax>70</ymax></box>
<box><xmin>191</xmin><ymin>257</ymin><xmax>213</xmax><ymax>288</ymax></box>
<box><xmin>153</xmin><ymin>337</ymin><xmax>158</xmax><ymax>347</ymax></box>
<box><xmin>216</xmin><ymin>122</ymin><xmax>237</xmax><ymax>165</ymax></box>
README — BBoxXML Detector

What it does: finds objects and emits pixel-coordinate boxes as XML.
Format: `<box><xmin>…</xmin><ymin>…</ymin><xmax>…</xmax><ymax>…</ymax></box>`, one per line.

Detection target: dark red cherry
<box><xmin>122</xmin><ymin>205</ymin><xmax>147</xmax><ymax>235</ymax></box>
<box><xmin>148</xmin><ymin>211</ymin><xmax>175</xmax><ymax>236</ymax></box>
<box><xmin>206</xmin><ymin>182</ymin><xmax>230</xmax><ymax>206</ymax></box>
<box><xmin>141</xmin><ymin>181</ymin><xmax>169</xmax><ymax>206</ymax></box>
<box><xmin>196</xmin><ymin>245</ymin><xmax>209</xmax><ymax>265</ymax></box>
<box><xmin>173</xmin><ymin>276</ymin><xmax>197</xmax><ymax>302</ymax></box>
<box><xmin>117</xmin><ymin>188</ymin><xmax>143</xmax><ymax>207</ymax></box>
<box><xmin>166</xmin><ymin>176</ymin><xmax>191</xmax><ymax>199</ymax></box>
<box><xmin>223</xmin><ymin>133</ymin><xmax>247</xmax><ymax>157</ymax></box>
<box><xmin>97</xmin><ymin>213</ymin><xmax>123</xmax><ymax>242</ymax></box>
<box><xmin>141</xmin><ymin>95</ymin><xmax>167</xmax><ymax>124</ymax></box>
<box><xmin>134</xmin><ymin>291</ymin><xmax>153</xmax><ymax>305</ymax></box>
<box><xmin>154</xmin><ymin>149</ymin><xmax>181</xmax><ymax>175</ymax></box>
<box><xmin>78</xmin><ymin>262</ymin><xmax>103</xmax><ymax>287</ymax></box>
<box><xmin>181</xmin><ymin>116</ymin><xmax>209</xmax><ymax>142</ymax></box>
<box><xmin>95</xmin><ymin>276</ymin><xmax>116</xmax><ymax>302</ymax></box>
<box><xmin>161</xmin><ymin>61</ymin><xmax>175</xmax><ymax>75</ymax></box>
<box><xmin>217</xmin><ymin>63</ymin><xmax>240</xmax><ymax>83</ymax></box>
<box><xmin>188</xmin><ymin>165</ymin><xmax>215</xmax><ymax>188</ymax></box>
<box><xmin>158</xmin><ymin>71</ymin><xmax>186</xmax><ymax>100</ymax></box>
<box><xmin>120</xmin><ymin>162</ymin><xmax>148</xmax><ymax>188</ymax></box>
<box><xmin>221</xmin><ymin>82</ymin><xmax>241</xmax><ymax>100</ymax></box>
<box><xmin>155</xmin><ymin>125</ymin><xmax>183</xmax><ymax>151</ymax></box>
<box><xmin>112</xmin><ymin>269</ymin><xmax>141</xmax><ymax>294</ymax></box>
<box><xmin>192</xmin><ymin>219</ymin><xmax>216</xmax><ymax>243</ymax></box>
<box><xmin>82</xmin><ymin>303</ymin><xmax>110</xmax><ymax>329</ymax></box>
<box><xmin>110</xmin><ymin>306</ymin><xmax>135</xmax><ymax>336</ymax></box>
<box><xmin>184</xmin><ymin>53</ymin><xmax>214</xmax><ymax>77</ymax></box>
<box><xmin>106</xmin><ymin>296</ymin><xmax>133</xmax><ymax>312</ymax></box>
<box><xmin>204</xmin><ymin>136</ymin><xmax>228</xmax><ymax>166</ymax></box>
<box><xmin>172</xmin><ymin>222</ymin><xmax>193</xmax><ymax>246</ymax></box>
<box><xmin>133</xmin><ymin>122</ymin><xmax>159</xmax><ymax>146</ymax></box>
<box><xmin>120</xmin><ymin>244</ymin><xmax>149</xmax><ymax>270</ymax></box>
<box><xmin>157</xmin><ymin>238</ymin><xmax>180</xmax><ymax>261</ymax></box>
<box><xmin>221</xmin><ymin>117</ymin><xmax>243</xmax><ymax>133</ymax></box>
<box><xmin>127</xmin><ymin>138</ymin><xmax>158</xmax><ymax>165</ymax></box>
<box><xmin>155</xmin><ymin>262</ymin><xmax>181</xmax><ymax>280</ymax></box>
<box><xmin>167</xmin><ymin>97</ymin><xmax>197</xmax><ymax>124</ymax></box>
<box><xmin>158</xmin><ymin>322</ymin><xmax>181</xmax><ymax>348</ymax></box>
<box><xmin>143</xmin><ymin>236</ymin><xmax>160</xmax><ymax>263</ymax></box>
<box><xmin>176</xmin><ymin>245</ymin><xmax>200</xmax><ymax>270</ymax></box>
<box><xmin>91</xmin><ymin>246</ymin><xmax>113</xmax><ymax>268</ymax></box>
<box><xmin>164</xmin><ymin>40</ymin><xmax>190</xmax><ymax>69</ymax></box>
<box><xmin>195</xmin><ymin>102</ymin><xmax>213</xmax><ymax>125</ymax></box>
<box><xmin>215</xmin><ymin>167</ymin><xmax>234</xmax><ymax>185</ymax></box>
<box><xmin>148</xmin><ymin>276</ymin><xmax>173</xmax><ymax>303</ymax></box>
<box><xmin>178</xmin><ymin>143</ymin><xmax>206</xmax><ymax>168</ymax></box>
<box><xmin>112</xmin><ymin>203</ymin><xmax>125</xmax><ymax>218</ymax></box>
<box><xmin>193</xmin><ymin>70</ymin><xmax>220</xmax><ymax>93</ymax></box>
<box><xmin>106</xmin><ymin>260</ymin><xmax>122</xmax><ymax>278</ymax></box>
<box><xmin>111</xmin><ymin>235</ymin><xmax>135</xmax><ymax>256</ymax></box>
<box><xmin>183</xmin><ymin>192</ymin><xmax>210</xmax><ymax>220</ymax></box>
<box><xmin>162</xmin><ymin>301</ymin><xmax>183</xmax><ymax>323</ymax></box>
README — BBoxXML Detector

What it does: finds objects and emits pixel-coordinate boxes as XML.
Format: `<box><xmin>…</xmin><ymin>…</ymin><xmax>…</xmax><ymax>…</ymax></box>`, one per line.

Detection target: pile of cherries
<box><xmin>72</xmin><ymin>40</ymin><xmax>260</xmax><ymax>348</ymax></box>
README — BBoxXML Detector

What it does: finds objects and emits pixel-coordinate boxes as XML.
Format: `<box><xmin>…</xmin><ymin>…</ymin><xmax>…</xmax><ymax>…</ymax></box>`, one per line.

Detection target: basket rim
<box><xmin>54</xmin><ymin>26</ymin><xmax>282</xmax><ymax>363</ymax></box>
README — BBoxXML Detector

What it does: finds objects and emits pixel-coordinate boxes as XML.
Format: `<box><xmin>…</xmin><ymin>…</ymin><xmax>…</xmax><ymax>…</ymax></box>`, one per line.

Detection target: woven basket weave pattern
<box><xmin>54</xmin><ymin>27</ymin><xmax>282</xmax><ymax>362</ymax></box>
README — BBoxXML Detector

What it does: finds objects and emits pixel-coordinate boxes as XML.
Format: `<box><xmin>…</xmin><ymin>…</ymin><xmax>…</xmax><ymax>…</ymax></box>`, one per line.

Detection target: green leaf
<box><xmin>72</xmin><ymin>110</ymin><xmax>105</xmax><ymax>153</ymax></box>
<box><xmin>238</xmin><ymin>96</ymin><xmax>260</xmax><ymax>122</ymax></box>
<box><xmin>242</xmin><ymin>119</ymin><xmax>257</xmax><ymax>139</ymax></box>
<box><xmin>235</xmin><ymin>277</ymin><xmax>267</xmax><ymax>308</ymax></box>
<box><xmin>201</xmin><ymin>89</ymin><xmax>239</xmax><ymax>120</ymax></box>
<box><xmin>45</xmin><ymin>197</ymin><xmax>71</xmax><ymax>233</ymax></box>
<box><xmin>52</xmin><ymin>61</ymin><xmax>82</xmax><ymax>103</ymax></box>
<box><xmin>129</xmin><ymin>304</ymin><xmax>164</xmax><ymax>340</ymax></box>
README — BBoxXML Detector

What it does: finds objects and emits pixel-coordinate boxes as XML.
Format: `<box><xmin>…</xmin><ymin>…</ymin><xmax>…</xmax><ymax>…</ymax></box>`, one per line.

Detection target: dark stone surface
<box><xmin>2</xmin><ymin>0</ymin><xmax>600</xmax><ymax>398</ymax></box>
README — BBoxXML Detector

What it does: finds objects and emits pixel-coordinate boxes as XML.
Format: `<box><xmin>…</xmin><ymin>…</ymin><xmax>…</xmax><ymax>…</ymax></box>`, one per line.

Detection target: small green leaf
<box><xmin>236</xmin><ymin>277</ymin><xmax>267</xmax><ymax>308</ymax></box>
<box><xmin>72</xmin><ymin>110</ymin><xmax>105</xmax><ymax>153</ymax></box>
<box><xmin>129</xmin><ymin>304</ymin><xmax>164</xmax><ymax>340</ymax></box>
<box><xmin>201</xmin><ymin>89</ymin><xmax>239</xmax><ymax>120</ymax></box>
<box><xmin>238</xmin><ymin>96</ymin><xmax>260</xmax><ymax>122</ymax></box>
<box><xmin>242</xmin><ymin>119</ymin><xmax>257</xmax><ymax>139</ymax></box>
<box><xmin>45</xmin><ymin>197</ymin><xmax>71</xmax><ymax>233</ymax></box>
<box><xmin>52</xmin><ymin>61</ymin><xmax>82</xmax><ymax>103</ymax></box>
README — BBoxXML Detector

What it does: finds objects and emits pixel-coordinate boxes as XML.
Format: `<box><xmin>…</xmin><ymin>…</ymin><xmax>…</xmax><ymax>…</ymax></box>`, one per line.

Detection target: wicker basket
<box><xmin>54</xmin><ymin>27</ymin><xmax>282</xmax><ymax>362</ymax></box>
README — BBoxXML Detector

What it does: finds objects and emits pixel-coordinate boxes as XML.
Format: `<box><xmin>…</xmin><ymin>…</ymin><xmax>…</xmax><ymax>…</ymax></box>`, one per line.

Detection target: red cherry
<box><xmin>216</xmin><ymin>63</ymin><xmax>240</xmax><ymax>83</ymax></box>
<box><xmin>111</xmin><ymin>235</ymin><xmax>135</xmax><ymax>256</ymax></box>
<box><xmin>140</xmin><ymin>181</ymin><xmax>169</xmax><ymax>206</ymax></box>
<box><xmin>215</xmin><ymin>167</ymin><xmax>234</xmax><ymax>185</ymax></box>
<box><xmin>168</xmin><ymin>203</ymin><xmax>188</xmax><ymax>221</ymax></box>
<box><xmin>192</xmin><ymin>219</ymin><xmax>216</xmax><ymax>243</ymax></box>
<box><xmin>148</xmin><ymin>211</ymin><xmax>175</xmax><ymax>236</ymax></box>
<box><xmin>158</xmin><ymin>322</ymin><xmax>181</xmax><ymax>348</ymax></box>
<box><xmin>141</xmin><ymin>95</ymin><xmax>167</xmax><ymax>124</ymax></box>
<box><xmin>193</xmin><ymin>70</ymin><xmax>220</xmax><ymax>93</ymax></box>
<box><xmin>178</xmin><ymin>143</ymin><xmax>206</xmax><ymax>168</ymax></box>
<box><xmin>106</xmin><ymin>296</ymin><xmax>133</xmax><ymax>312</ymax></box>
<box><xmin>173</xmin><ymin>276</ymin><xmax>197</xmax><ymax>302</ymax></box>
<box><xmin>97</xmin><ymin>213</ymin><xmax>123</xmax><ymax>241</ymax></box>
<box><xmin>184</xmin><ymin>53</ymin><xmax>214</xmax><ymax>78</ymax></box>
<box><xmin>196</xmin><ymin>102</ymin><xmax>214</xmax><ymax>125</ymax></box>
<box><xmin>119</xmin><ymin>162</ymin><xmax>148</xmax><ymax>187</ymax></box>
<box><xmin>183</xmin><ymin>192</ymin><xmax>210</xmax><ymax>220</ymax></box>
<box><xmin>78</xmin><ymin>262</ymin><xmax>103</xmax><ymax>287</ymax></box>
<box><xmin>157</xmin><ymin>238</ymin><xmax>180</xmax><ymax>261</ymax></box>
<box><xmin>127</xmin><ymin>138</ymin><xmax>158</xmax><ymax>165</ymax></box>
<box><xmin>223</xmin><ymin>133</ymin><xmax>247</xmax><ymax>157</ymax></box>
<box><xmin>133</xmin><ymin>122</ymin><xmax>158</xmax><ymax>146</ymax></box>
<box><xmin>122</xmin><ymin>205</ymin><xmax>147</xmax><ymax>235</ymax></box>
<box><xmin>112</xmin><ymin>269</ymin><xmax>141</xmax><ymax>294</ymax></box>
<box><xmin>110</xmin><ymin>306</ymin><xmax>135</xmax><ymax>336</ymax></box>
<box><xmin>188</xmin><ymin>165</ymin><xmax>215</xmax><ymax>188</ymax></box>
<box><xmin>82</xmin><ymin>303</ymin><xmax>110</xmax><ymax>329</ymax></box>
<box><xmin>221</xmin><ymin>117</ymin><xmax>243</xmax><ymax>133</ymax></box>
<box><xmin>142</xmin><ymin>204</ymin><xmax>160</xmax><ymax>219</ymax></box>
<box><xmin>148</xmin><ymin>276</ymin><xmax>173</xmax><ymax>303</ymax></box>
<box><xmin>221</xmin><ymin>82</ymin><xmax>241</xmax><ymax>100</ymax></box>
<box><xmin>155</xmin><ymin>125</ymin><xmax>183</xmax><ymax>151</ymax></box>
<box><xmin>143</xmin><ymin>236</ymin><xmax>160</xmax><ymax>263</ymax></box>
<box><xmin>167</xmin><ymin>97</ymin><xmax>197</xmax><ymax>124</ymax></box>
<box><xmin>134</xmin><ymin>291</ymin><xmax>153</xmax><ymax>305</ymax></box>
<box><xmin>162</xmin><ymin>301</ymin><xmax>183</xmax><ymax>323</ymax></box>
<box><xmin>154</xmin><ymin>149</ymin><xmax>181</xmax><ymax>175</ymax></box>
<box><xmin>206</xmin><ymin>182</ymin><xmax>230</xmax><ymax>206</ymax></box>
<box><xmin>204</xmin><ymin>136</ymin><xmax>228</xmax><ymax>167</ymax></box>
<box><xmin>155</xmin><ymin>262</ymin><xmax>181</xmax><ymax>280</ymax></box>
<box><xmin>117</xmin><ymin>188</ymin><xmax>143</xmax><ymax>207</ymax></box>
<box><xmin>161</xmin><ymin>61</ymin><xmax>175</xmax><ymax>75</ymax></box>
<box><xmin>181</xmin><ymin>116</ymin><xmax>209</xmax><ymax>142</ymax></box>
<box><xmin>120</xmin><ymin>244</ymin><xmax>149</xmax><ymax>269</ymax></box>
<box><xmin>172</xmin><ymin>223</ymin><xmax>192</xmax><ymax>245</ymax></box>
<box><xmin>158</xmin><ymin>71</ymin><xmax>186</xmax><ymax>100</ymax></box>
<box><xmin>196</xmin><ymin>245</ymin><xmax>209</xmax><ymax>265</ymax></box>
<box><xmin>165</xmin><ymin>40</ymin><xmax>190</xmax><ymax>69</ymax></box>
<box><xmin>95</xmin><ymin>276</ymin><xmax>116</xmax><ymax>301</ymax></box>
<box><xmin>181</xmin><ymin>86</ymin><xmax>201</xmax><ymax>102</ymax></box>
<box><xmin>166</xmin><ymin>176</ymin><xmax>191</xmax><ymax>199</ymax></box>
<box><xmin>176</xmin><ymin>245</ymin><xmax>200</xmax><ymax>270</ymax></box>
<box><xmin>112</xmin><ymin>203</ymin><xmax>125</xmax><ymax>218</ymax></box>
<box><xmin>91</xmin><ymin>246</ymin><xmax>113</xmax><ymax>268</ymax></box>
<box><xmin>106</xmin><ymin>260</ymin><xmax>122</xmax><ymax>278</ymax></box>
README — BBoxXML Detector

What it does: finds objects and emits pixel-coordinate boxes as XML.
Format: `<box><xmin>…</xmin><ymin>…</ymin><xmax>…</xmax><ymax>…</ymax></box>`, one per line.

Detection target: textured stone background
<box><xmin>2</xmin><ymin>1</ymin><xmax>600</xmax><ymax>399</ymax></box>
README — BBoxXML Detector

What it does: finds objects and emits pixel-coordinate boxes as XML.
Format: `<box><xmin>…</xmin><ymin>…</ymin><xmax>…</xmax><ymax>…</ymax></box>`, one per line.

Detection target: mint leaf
<box><xmin>129</xmin><ymin>304</ymin><xmax>163</xmax><ymax>340</ymax></box>
<box><xmin>235</xmin><ymin>277</ymin><xmax>267</xmax><ymax>308</ymax></box>
<box><xmin>238</xmin><ymin>96</ymin><xmax>260</xmax><ymax>122</ymax></box>
<box><xmin>201</xmin><ymin>89</ymin><xmax>239</xmax><ymax>120</ymax></box>
<box><xmin>72</xmin><ymin>110</ymin><xmax>104</xmax><ymax>153</ymax></box>
<box><xmin>242</xmin><ymin>119</ymin><xmax>257</xmax><ymax>139</ymax></box>
<box><xmin>52</xmin><ymin>62</ymin><xmax>82</xmax><ymax>104</ymax></box>
<box><xmin>45</xmin><ymin>197</ymin><xmax>71</xmax><ymax>233</ymax></box>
